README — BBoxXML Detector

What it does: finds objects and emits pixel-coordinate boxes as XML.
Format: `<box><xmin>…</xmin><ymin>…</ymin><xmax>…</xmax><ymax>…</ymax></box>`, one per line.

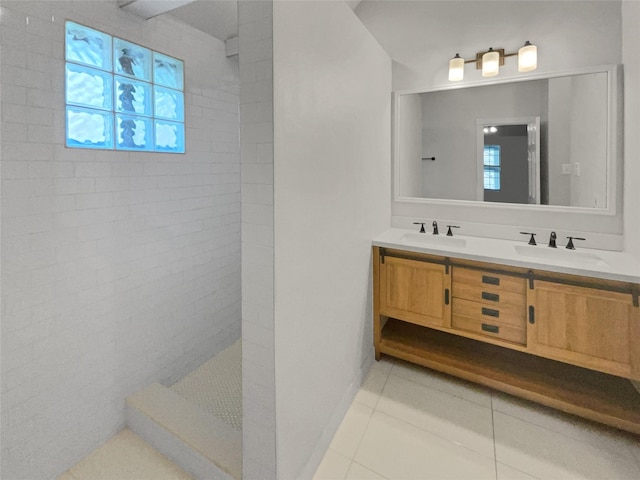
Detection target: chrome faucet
<box><xmin>432</xmin><ymin>221</ymin><xmax>439</xmax><ymax>235</ymax></box>
<box><xmin>548</xmin><ymin>231</ymin><xmax>557</xmax><ymax>248</ymax></box>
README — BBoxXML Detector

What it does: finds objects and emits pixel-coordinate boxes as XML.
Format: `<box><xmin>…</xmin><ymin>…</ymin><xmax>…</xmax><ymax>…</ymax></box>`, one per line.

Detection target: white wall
<box><xmin>621</xmin><ymin>0</ymin><xmax>640</xmax><ymax>256</ymax></box>
<box><xmin>547</xmin><ymin>77</ymin><xmax>572</xmax><ymax>206</ymax></box>
<box><xmin>1</xmin><ymin>2</ymin><xmax>241</xmax><ymax>478</ymax></box>
<box><xmin>356</xmin><ymin>1</ymin><xmax>626</xmax><ymax>245</ymax></box>
<box><xmin>272</xmin><ymin>1</ymin><xmax>391</xmax><ymax>478</ymax></box>
<box><xmin>238</xmin><ymin>1</ymin><xmax>277</xmax><ymax>478</ymax></box>
<box><xmin>568</xmin><ymin>73</ymin><xmax>608</xmax><ymax>209</ymax></box>
<box><xmin>398</xmin><ymin>94</ymin><xmax>422</xmax><ymax>198</ymax></box>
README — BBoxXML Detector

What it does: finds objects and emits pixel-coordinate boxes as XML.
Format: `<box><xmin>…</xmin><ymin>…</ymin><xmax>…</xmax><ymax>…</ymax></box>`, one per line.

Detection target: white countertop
<box><xmin>373</xmin><ymin>228</ymin><xmax>640</xmax><ymax>283</ymax></box>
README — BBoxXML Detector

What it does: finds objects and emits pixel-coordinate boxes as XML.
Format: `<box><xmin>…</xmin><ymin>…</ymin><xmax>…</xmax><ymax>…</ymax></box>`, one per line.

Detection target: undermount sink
<box><xmin>401</xmin><ymin>233</ymin><xmax>467</xmax><ymax>248</ymax></box>
<box><xmin>514</xmin><ymin>244</ymin><xmax>608</xmax><ymax>267</ymax></box>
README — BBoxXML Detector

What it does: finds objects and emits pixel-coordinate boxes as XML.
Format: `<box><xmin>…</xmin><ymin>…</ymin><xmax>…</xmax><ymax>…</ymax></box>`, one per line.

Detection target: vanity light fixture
<box><xmin>448</xmin><ymin>41</ymin><xmax>537</xmax><ymax>81</ymax></box>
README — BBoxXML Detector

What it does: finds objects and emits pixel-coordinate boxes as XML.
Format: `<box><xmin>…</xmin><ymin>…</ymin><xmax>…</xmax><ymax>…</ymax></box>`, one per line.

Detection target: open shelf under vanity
<box><xmin>379</xmin><ymin>318</ymin><xmax>640</xmax><ymax>435</ymax></box>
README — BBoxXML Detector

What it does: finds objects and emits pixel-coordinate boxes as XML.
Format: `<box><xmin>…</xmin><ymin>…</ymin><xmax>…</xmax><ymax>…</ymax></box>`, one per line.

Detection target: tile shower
<box><xmin>0</xmin><ymin>1</ymin><xmax>242</xmax><ymax>478</ymax></box>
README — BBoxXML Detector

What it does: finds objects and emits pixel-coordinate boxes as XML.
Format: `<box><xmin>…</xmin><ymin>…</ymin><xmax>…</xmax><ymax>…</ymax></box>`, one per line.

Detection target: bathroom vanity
<box><xmin>372</xmin><ymin>230</ymin><xmax>640</xmax><ymax>435</ymax></box>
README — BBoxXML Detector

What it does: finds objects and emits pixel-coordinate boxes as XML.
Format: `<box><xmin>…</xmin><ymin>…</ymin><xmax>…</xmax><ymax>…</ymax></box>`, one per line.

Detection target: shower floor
<box><xmin>170</xmin><ymin>340</ymin><xmax>242</xmax><ymax>431</ymax></box>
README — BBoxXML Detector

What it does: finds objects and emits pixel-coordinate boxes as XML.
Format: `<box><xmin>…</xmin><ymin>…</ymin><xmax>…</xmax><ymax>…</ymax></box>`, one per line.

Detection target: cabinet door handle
<box><xmin>481</xmin><ymin>323</ymin><xmax>500</xmax><ymax>334</ymax></box>
<box><xmin>529</xmin><ymin>305</ymin><xmax>535</xmax><ymax>324</ymax></box>
<box><xmin>481</xmin><ymin>292</ymin><xmax>499</xmax><ymax>302</ymax></box>
<box><xmin>444</xmin><ymin>289</ymin><xmax>450</xmax><ymax>305</ymax></box>
<box><xmin>481</xmin><ymin>307</ymin><xmax>500</xmax><ymax>318</ymax></box>
<box><xmin>482</xmin><ymin>275</ymin><xmax>500</xmax><ymax>286</ymax></box>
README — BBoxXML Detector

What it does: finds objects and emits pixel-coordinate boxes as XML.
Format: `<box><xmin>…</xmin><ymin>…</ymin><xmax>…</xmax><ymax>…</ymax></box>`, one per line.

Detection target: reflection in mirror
<box><xmin>477</xmin><ymin>117</ymin><xmax>540</xmax><ymax>205</ymax></box>
<box><xmin>396</xmin><ymin>68</ymin><xmax>614</xmax><ymax>210</ymax></box>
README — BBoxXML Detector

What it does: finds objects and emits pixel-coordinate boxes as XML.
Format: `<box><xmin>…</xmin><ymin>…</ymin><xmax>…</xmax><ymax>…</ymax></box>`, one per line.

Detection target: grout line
<box><xmin>372</xmin><ymin>409</ymin><xmax>497</xmax><ymax>463</ymax></box>
<box><xmin>388</xmin><ymin>360</ymin><xmax>492</xmax><ymax>408</ymax></box>
<box><xmin>492</xmin><ymin>404</ymin><xmax>640</xmax><ymax>465</ymax></box>
<box><xmin>491</xmin><ymin>395</ymin><xmax>499</xmax><ymax>480</ymax></box>
<box><xmin>348</xmin><ymin>459</ymin><xmax>392</xmax><ymax>480</ymax></box>
<box><xmin>347</xmin><ymin>359</ymin><xmax>394</xmax><ymax>460</ymax></box>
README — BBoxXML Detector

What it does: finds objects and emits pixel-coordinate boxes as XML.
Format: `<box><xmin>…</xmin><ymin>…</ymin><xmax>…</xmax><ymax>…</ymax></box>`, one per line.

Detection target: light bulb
<box><xmin>448</xmin><ymin>54</ymin><xmax>464</xmax><ymax>81</ymax></box>
<box><xmin>482</xmin><ymin>49</ymin><xmax>499</xmax><ymax>77</ymax></box>
<box><xmin>518</xmin><ymin>41</ymin><xmax>537</xmax><ymax>72</ymax></box>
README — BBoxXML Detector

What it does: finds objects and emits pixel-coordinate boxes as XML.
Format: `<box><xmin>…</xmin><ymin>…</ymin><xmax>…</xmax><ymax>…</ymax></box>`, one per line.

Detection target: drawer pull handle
<box><xmin>482</xmin><ymin>323</ymin><xmax>500</xmax><ymax>334</ymax></box>
<box><xmin>481</xmin><ymin>292</ymin><xmax>499</xmax><ymax>302</ymax></box>
<box><xmin>481</xmin><ymin>307</ymin><xmax>500</xmax><ymax>318</ymax></box>
<box><xmin>482</xmin><ymin>275</ymin><xmax>500</xmax><ymax>286</ymax></box>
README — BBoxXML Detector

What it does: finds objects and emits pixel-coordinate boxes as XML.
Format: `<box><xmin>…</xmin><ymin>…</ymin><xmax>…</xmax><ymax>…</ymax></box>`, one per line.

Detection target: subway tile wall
<box><xmin>0</xmin><ymin>1</ymin><xmax>241</xmax><ymax>478</ymax></box>
<box><xmin>238</xmin><ymin>1</ymin><xmax>276</xmax><ymax>479</ymax></box>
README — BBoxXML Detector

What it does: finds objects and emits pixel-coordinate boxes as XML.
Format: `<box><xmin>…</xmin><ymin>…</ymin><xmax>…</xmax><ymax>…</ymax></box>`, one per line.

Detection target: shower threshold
<box><xmin>126</xmin><ymin>340</ymin><xmax>242</xmax><ymax>480</ymax></box>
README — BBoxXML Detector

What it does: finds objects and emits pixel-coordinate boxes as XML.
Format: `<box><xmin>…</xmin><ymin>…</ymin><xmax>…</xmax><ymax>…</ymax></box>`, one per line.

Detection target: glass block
<box><xmin>65</xmin><ymin>21</ymin><xmax>112</xmax><ymax>71</ymax></box>
<box><xmin>66</xmin><ymin>63</ymin><xmax>113</xmax><ymax>110</ymax></box>
<box><xmin>154</xmin><ymin>86</ymin><xmax>184</xmax><ymax>121</ymax></box>
<box><xmin>115</xmin><ymin>76</ymin><xmax>152</xmax><ymax>116</ymax></box>
<box><xmin>116</xmin><ymin>115</ymin><xmax>153</xmax><ymax>151</ymax></box>
<box><xmin>484</xmin><ymin>169</ymin><xmax>501</xmax><ymax>190</ymax></box>
<box><xmin>114</xmin><ymin>38</ymin><xmax>151</xmax><ymax>81</ymax></box>
<box><xmin>155</xmin><ymin>120</ymin><xmax>185</xmax><ymax>153</ymax></box>
<box><xmin>153</xmin><ymin>52</ymin><xmax>184</xmax><ymax>90</ymax></box>
<box><xmin>66</xmin><ymin>106</ymin><xmax>113</xmax><ymax>149</ymax></box>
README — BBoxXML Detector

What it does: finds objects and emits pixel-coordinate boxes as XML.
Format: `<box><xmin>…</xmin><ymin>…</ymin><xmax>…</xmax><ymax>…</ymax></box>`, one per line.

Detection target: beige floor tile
<box><xmin>630</xmin><ymin>440</ymin><xmax>640</xmax><ymax>468</ymax></box>
<box><xmin>329</xmin><ymin>402</ymin><xmax>374</xmax><ymax>459</ymax></box>
<box><xmin>376</xmin><ymin>374</ymin><xmax>495</xmax><ymax>458</ymax></box>
<box><xmin>497</xmin><ymin>462</ymin><xmax>540</xmax><ymax>480</ymax></box>
<box><xmin>353</xmin><ymin>358</ymin><xmax>393</xmax><ymax>409</ymax></box>
<box><xmin>354</xmin><ymin>411</ymin><xmax>496</xmax><ymax>480</ymax></box>
<box><xmin>68</xmin><ymin>429</ymin><xmax>192</xmax><ymax>480</ymax></box>
<box><xmin>55</xmin><ymin>473</ymin><xmax>76</xmax><ymax>480</ymax></box>
<box><xmin>494</xmin><ymin>412</ymin><xmax>640</xmax><ymax>480</ymax></box>
<box><xmin>492</xmin><ymin>392</ymin><xmax>639</xmax><ymax>463</ymax></box>
<box><xmin>346</xmin><ymin>461</ymin><xmax>388</xmax><ymax>479</ymax></box>
<box><xmin>313</xmin><ymin>449</ymin><xmax>352</xmax><ymax>480</ymax></box>
<box><xmin>391</xmin><ymin>359</ymin><xmax>492</xmax><ymax>408</ymax></box>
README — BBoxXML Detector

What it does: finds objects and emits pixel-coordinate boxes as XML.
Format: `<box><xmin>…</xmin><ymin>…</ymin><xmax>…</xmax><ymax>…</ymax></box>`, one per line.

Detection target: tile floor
<box><xmin>313</xmin><ymin>357</ymin><xmax>640</xmax><ymax>480</ymax></box>
<box><xmin>56</xmin><ymin>357</ymin><xmax>640</xmax><ymax>480</ymax></box>
<box><xmin>56</xmin><ymin>429</ymin><xmax>192</xmax><ymax>480</ymax></box>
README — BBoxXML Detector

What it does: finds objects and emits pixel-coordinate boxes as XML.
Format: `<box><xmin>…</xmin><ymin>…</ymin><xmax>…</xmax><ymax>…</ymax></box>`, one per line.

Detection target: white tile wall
<box><xmin>238</xmin><ymin>1</ymin><xmax>276</xmax><ymax>479</ymax></box>
<box><xmin>0</xmin><ymin>2</ymin><xmax>241</xmax><ymax>478</ymax></box>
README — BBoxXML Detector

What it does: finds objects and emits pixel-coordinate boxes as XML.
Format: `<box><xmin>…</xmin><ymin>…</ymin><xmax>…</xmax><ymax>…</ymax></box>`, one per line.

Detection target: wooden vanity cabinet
<box><xmin>528</xmin><ymin>279</ymin><xmax>640</xmax><ymax>380</ymax></box>
<box><xmin>373</xmin><ymin>246</ymin><xmax>640</xmax><ymax>434</ymax></box>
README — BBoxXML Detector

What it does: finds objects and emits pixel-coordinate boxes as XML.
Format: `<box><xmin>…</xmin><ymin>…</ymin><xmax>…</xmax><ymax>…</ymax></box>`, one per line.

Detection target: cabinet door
<box><xmin>529</xmin><ymin>280</ymin><xmax>640</xmax><ymax>380</ymax></box>
<box><xmin>379</xmin><ymin>255</ymin><xmax>451</xmax><ymax>328</ymax></box>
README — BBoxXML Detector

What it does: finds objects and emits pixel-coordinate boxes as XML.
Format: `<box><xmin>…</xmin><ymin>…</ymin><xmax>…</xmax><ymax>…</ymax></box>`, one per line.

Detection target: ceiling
<box><xmin>168</xmin><ymin>0</ymin><xmax>239</xmax><ymax>41</ymax></box>
<box><xmin>165</xmin><ymin>0</ymin><xmax>362</xmax><ymax>42</ymax></box>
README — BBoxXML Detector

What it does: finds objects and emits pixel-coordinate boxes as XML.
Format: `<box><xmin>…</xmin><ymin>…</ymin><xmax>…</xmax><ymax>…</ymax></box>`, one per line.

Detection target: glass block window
<box><xmin>484</xmin><ymin>145</ymin><xmax>501</xmax><ymax>191</ymax></box>
<box><xmin>65</xmin><ymin>21</ymin><xmax>185</xmax><ymax>153</ymax></box>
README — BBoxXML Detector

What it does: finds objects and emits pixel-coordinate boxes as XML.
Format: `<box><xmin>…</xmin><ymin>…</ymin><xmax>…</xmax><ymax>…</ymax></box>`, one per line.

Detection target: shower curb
<box><xmin>126</xmin><ymin>382</ymin><xmax>241</xmax><ymax>480</ymax></box>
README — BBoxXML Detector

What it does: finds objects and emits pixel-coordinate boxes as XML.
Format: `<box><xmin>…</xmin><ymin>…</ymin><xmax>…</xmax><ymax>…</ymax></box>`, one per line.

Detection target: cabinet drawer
<box><xmin>453</xmin><ymin>267</ymin><xmax>526</xmax><ymax>295</ymax></box>
<box><xmin>452</xmin><ymin>283</ymin><xmax>525</xmax><ymax>307</ymax></box>
<box><xmin>452</xmin><ymin>315</ymin><xmax>526</xmax><ymax>345</ymax></box>
<box><xmin>452</xmin><ymin>298</ymin><xmax>526</xmax><ymax>327</ymax></box>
